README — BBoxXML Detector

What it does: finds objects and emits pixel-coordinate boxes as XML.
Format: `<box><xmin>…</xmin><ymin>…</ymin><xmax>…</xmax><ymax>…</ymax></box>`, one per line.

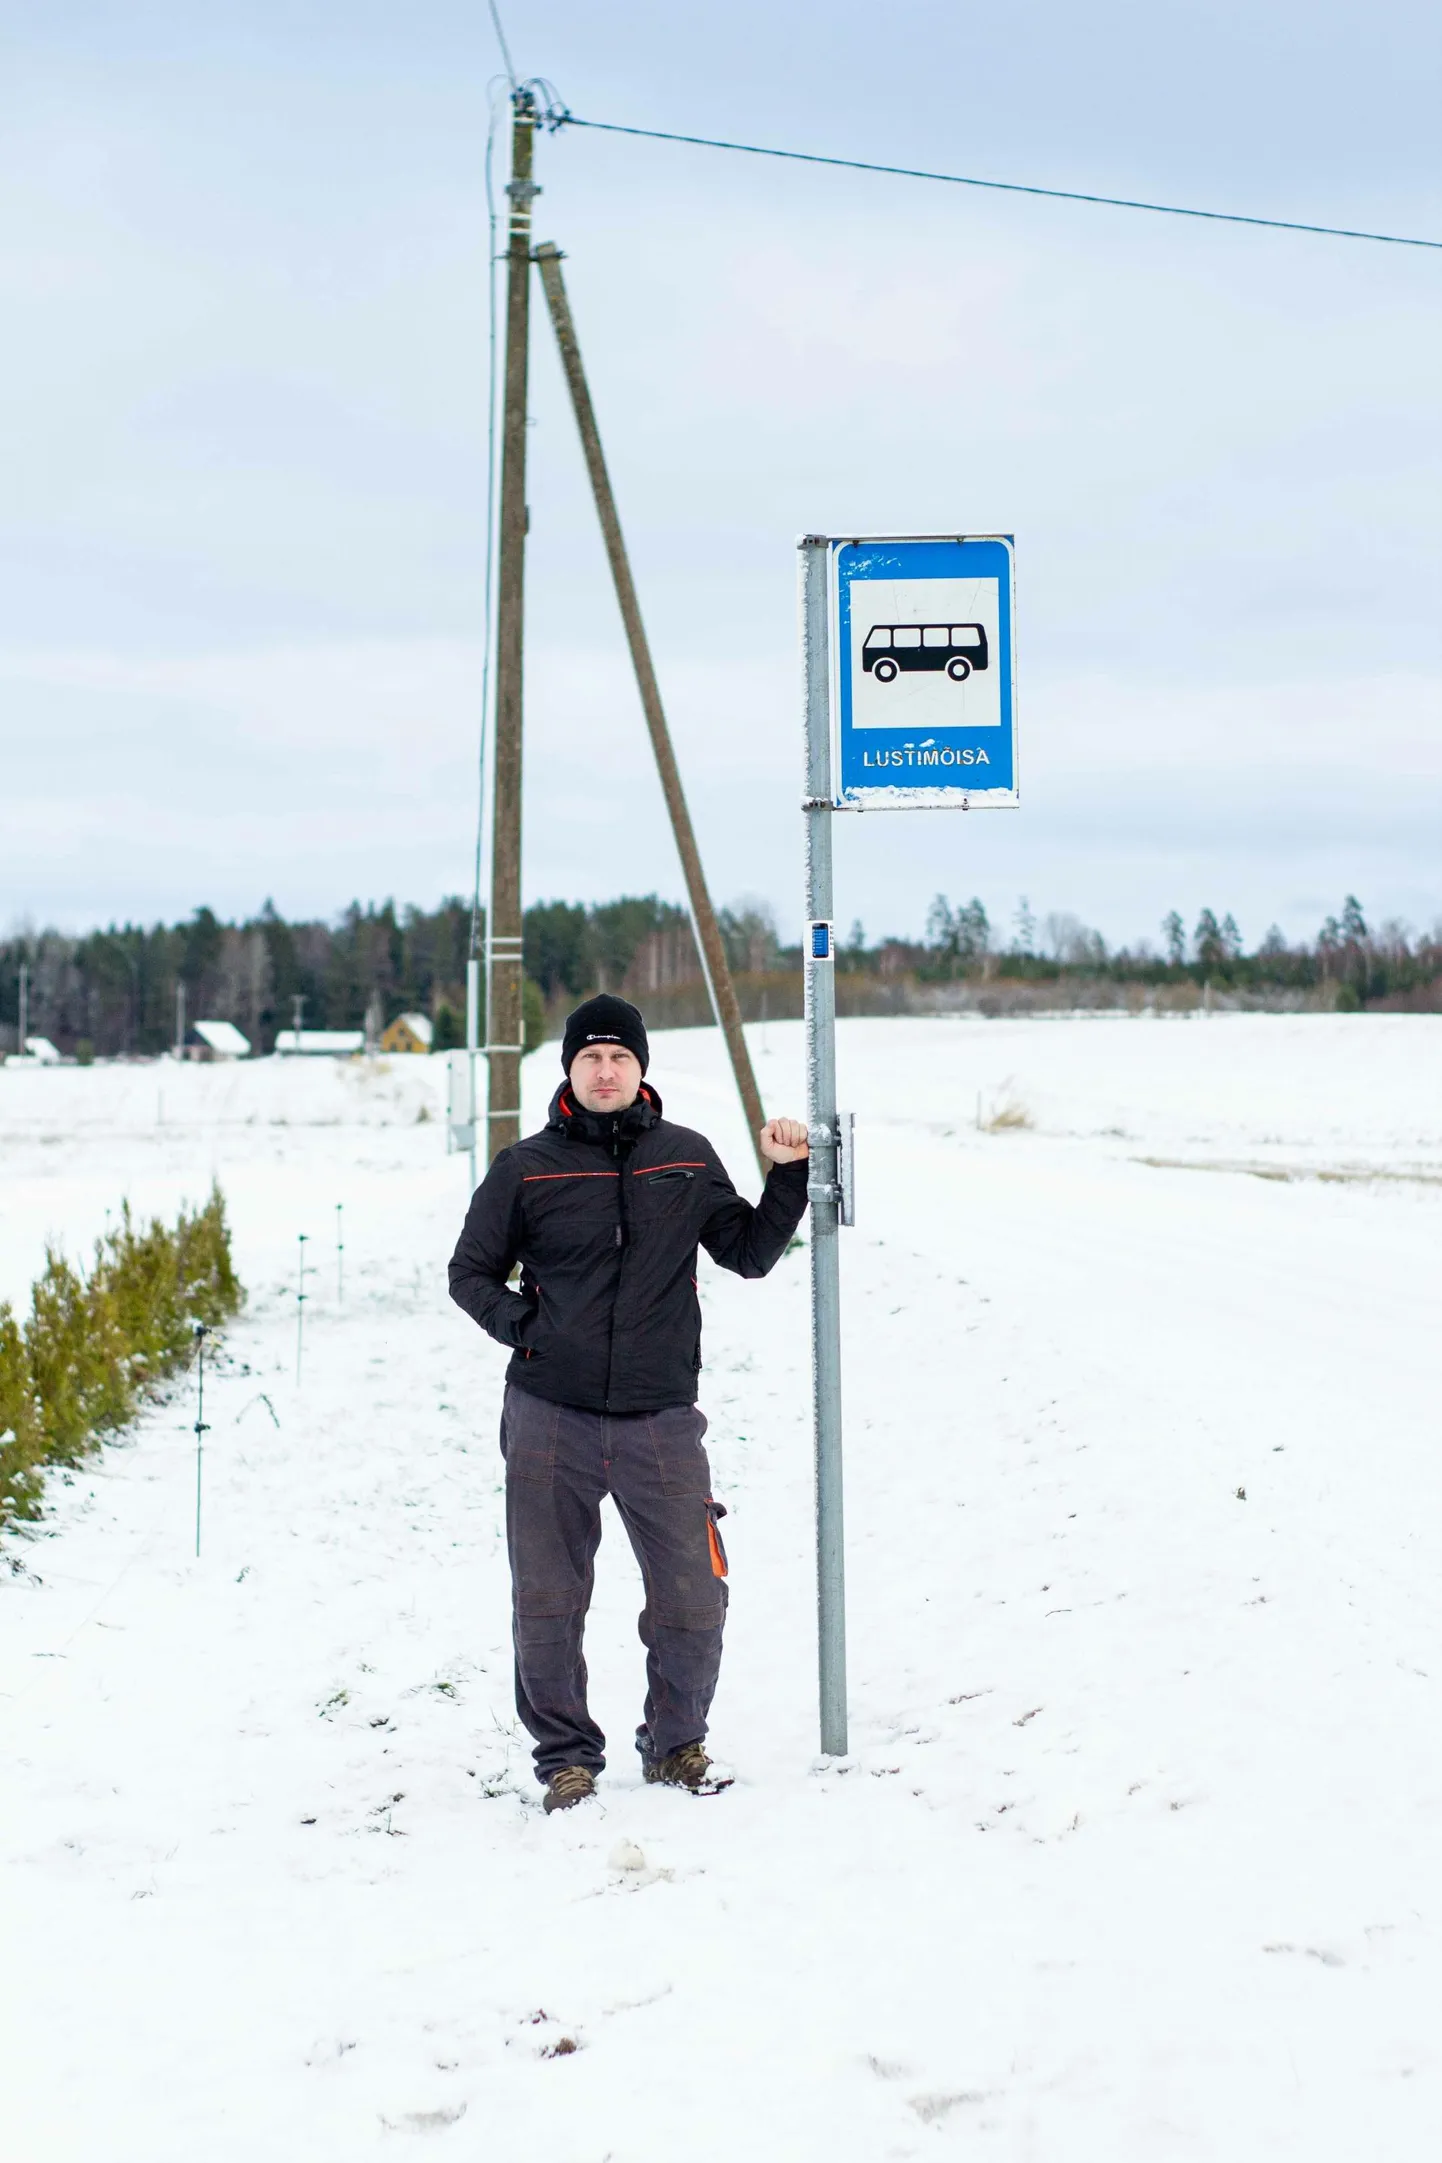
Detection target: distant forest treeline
<box><xmin>3</xmin><ymin>891</ymin><xmax>1439</xmax><ymax>1058</ymax></box>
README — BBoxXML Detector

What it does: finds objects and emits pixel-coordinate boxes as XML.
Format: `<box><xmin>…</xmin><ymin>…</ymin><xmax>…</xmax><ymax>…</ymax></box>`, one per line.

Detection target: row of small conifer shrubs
<box><xmin>0</xmin><ymin>1185</ymin><xmax>243</xmax><ymax>1529</ymax></box>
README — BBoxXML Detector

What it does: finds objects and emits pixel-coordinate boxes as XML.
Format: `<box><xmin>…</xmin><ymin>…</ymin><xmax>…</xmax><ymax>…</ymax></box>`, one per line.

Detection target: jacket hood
<box><xmin>546</xmin><ymin>1079</ymin><xmax>663</xmax><ymax>1145</ymax></box>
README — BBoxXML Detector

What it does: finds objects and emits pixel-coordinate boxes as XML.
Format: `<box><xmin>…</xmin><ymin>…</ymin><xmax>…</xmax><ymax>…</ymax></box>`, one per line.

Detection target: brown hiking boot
<box><xmin>642</xmin><ymin>1742</ymin><xmax>733</xmax><ymax>1796</ymax></box>
<box><xmin>542</xmin><ymin>1766</ymin><xmax>596</xmax><ymax>1814</ymax></box>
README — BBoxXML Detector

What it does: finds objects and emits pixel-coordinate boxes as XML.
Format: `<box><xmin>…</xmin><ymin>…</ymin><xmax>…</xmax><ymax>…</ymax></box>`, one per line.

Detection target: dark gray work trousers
<box><xmin>500</xmin><ymin>1382</ymin><xmax>729</xmax><ymax>1785</ymax></box>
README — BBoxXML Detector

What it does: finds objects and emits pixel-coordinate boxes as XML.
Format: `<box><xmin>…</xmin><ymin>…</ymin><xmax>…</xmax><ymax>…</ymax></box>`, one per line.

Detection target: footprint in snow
<box><xmin>910</xmin><ymin>2092</ymin><xmax>988</xmax><ymax>2124</ymax></box>
<box><xmin>378</xmin><ymin>2100</ymin><xmax>468</xmax><ymax>2132</ymax></box>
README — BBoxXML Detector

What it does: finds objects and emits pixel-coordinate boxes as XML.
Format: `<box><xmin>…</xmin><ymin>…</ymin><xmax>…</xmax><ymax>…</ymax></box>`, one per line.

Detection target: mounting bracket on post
<box><xmin>805</xmin><ymin>1112</ymin><xmax>855</xmax><ymax>1225</ymax></box>
<box><xmin>836</xmin><ymin>1110</ymin><xmax>856</xmax><ymax>1227</ymax></box>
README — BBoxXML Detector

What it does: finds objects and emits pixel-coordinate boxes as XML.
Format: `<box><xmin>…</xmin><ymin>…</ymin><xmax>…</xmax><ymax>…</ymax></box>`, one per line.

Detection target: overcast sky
<box><xmin>2</xmin><ymin>1</ymin><xmax>1439</xmax><ymax>951</ymax></box>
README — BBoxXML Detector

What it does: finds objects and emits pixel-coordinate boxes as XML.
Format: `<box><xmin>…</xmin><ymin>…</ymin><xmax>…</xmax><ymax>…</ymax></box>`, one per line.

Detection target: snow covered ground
<box><xmin>3</xmin><ymin>1014</ymin><xmax>1441</xmax><ymax>2160</ymax></box>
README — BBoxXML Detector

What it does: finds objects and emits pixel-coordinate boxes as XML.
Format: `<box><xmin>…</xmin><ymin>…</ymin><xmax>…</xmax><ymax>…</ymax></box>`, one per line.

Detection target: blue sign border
<box><xmin>832</xmin><ymin>536</ymin><xmax>1017</xmax><ymax>808</ymax></box>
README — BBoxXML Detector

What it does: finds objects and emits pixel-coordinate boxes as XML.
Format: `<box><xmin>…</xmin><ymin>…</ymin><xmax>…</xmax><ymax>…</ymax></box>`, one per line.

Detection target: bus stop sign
<box><xmin>831</xmin><ymin>534</ymin><xmax>1017</xmax><ymax>809</ymax></box>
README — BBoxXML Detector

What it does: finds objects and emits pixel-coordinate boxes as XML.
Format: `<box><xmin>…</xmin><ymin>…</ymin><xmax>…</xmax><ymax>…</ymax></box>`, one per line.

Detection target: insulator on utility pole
<box><xmin>486</xmin><ymin>88</ymin><xmax>539</xmax><ymax>1164</ymax></box>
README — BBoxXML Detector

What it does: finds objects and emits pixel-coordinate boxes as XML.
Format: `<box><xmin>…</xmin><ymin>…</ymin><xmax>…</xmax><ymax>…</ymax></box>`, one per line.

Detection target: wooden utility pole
<box><xmin>534</xmin><ymin>241</ymin><xmax>769</xmax><ymax>1174</ymax></box>
<box><xmin>486</xmin><ymin>90</ymin><xmax>539</xmax><ymax>1161</ymax></box>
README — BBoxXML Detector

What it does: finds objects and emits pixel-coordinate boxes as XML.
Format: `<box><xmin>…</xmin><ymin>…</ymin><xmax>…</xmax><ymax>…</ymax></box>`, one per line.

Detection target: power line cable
<box><xmin>555</xmin><ymin>112</ymin><xmax>1442</xmax><ymax>253</ymax></box>
<box><xmin>485</xmin><ymin>0</ymin><xmax>518</xmax><ymax>92</ymax></box>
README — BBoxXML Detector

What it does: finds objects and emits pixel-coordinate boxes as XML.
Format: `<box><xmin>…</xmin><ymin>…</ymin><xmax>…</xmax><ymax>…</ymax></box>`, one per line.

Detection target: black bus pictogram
<box><xmin>862</xmin><ymin>622</ymin><xmax>989</xmax><ymax>683</ymax></box>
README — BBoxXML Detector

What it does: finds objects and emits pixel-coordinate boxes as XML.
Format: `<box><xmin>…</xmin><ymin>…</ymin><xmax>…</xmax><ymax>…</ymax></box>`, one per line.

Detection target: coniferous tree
<box><xmin>1194</xmin><ymin>909</ymin><xmax>1226</xmax><ymax>969</ymax></box>
<box><xmin>1162</xmin><ymin>911</ymin><xmax>1186</xmax><ymax>967</ymax></box>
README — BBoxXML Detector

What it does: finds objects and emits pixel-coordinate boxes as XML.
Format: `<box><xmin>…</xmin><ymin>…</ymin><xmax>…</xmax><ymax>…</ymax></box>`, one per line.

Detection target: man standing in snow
<box><xmin>448</xmin><ymin>994</ymin><xmax>810</xmax><ymax>1813</ymax></box>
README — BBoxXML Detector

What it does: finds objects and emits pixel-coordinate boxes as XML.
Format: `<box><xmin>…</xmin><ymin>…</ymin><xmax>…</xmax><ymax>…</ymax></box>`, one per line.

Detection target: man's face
<box><xmin>569</xmin><ymin>1042</ymin><xmax>643</xmax><ymax>1114</ymax></box>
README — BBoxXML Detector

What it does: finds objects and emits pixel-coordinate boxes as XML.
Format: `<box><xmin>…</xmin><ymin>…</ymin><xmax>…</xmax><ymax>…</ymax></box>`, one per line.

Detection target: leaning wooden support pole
<box><xmin>534</xmin><ymin>241</ymin><xmax>768</xmax><ymax>1175</ymax></box>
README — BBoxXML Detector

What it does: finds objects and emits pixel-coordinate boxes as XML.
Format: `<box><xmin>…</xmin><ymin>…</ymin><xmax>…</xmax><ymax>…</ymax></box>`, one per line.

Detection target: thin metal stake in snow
<box><xmin>193</xmin><ymin>1324</ymin><xmax>210</xmax><ymax>1557</ymax></box>
<box><xmin>296</xmin><ymin>1234</ymin><xmax>313</xmax><ymax>1385</ymax></box>
<box><xmin>800</xmin><ymin>535</ymin><xmax>849</xmax><ymax>1758</ymax></box>
<box><xmin>335</xmin><ymin>1204</ymin><xmax>344</xmax><ymax>1303</ymax></box>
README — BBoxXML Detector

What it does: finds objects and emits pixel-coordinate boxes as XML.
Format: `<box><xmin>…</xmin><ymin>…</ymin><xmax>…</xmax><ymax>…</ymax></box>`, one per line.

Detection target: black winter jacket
<box><xmin>448</xmin><ymin>1083</ymin><xmax>809</xmax><ymax>1413</ymax></box>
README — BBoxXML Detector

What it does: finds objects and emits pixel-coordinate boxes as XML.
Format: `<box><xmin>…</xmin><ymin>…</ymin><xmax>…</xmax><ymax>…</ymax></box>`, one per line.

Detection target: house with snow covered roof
<box><xmin>191</xmin><ymin>1020</ymin><xmax>251</xmax><ymax>1060</ymax></box>
<box><xmin>379</xmin><ymin>1012</ymin><xmax>434</xmax><ymax>1055</ymax></box>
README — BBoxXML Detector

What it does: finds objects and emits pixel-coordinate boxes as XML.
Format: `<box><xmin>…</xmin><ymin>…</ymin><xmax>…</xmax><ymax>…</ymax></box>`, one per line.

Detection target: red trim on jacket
<box><xmin>521</xmin><ymin>1170</ymin><xmax>620</xmax><ymax>1182</ymax></box>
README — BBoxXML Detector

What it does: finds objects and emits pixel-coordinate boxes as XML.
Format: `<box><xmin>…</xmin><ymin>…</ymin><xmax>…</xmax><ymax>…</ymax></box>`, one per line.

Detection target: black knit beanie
<box><xmin>561</xmin><ymin>994</ymin><xmax>650</xmax><ymax>1077</ymax></box>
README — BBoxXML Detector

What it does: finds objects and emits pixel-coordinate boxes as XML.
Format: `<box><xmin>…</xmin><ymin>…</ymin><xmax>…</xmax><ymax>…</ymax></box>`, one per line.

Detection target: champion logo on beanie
<box><xmin>561</xmin><ymin>994</ymin><xmax>650</xmax><ymax>1076</ymax></box>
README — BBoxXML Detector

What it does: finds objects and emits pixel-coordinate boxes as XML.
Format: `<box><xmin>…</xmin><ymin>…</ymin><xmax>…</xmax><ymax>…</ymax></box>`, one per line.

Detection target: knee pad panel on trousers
<box><xmin>642</xmin><ymin>1583</ymin><xmax>728</xmax><ymax>1633</ymax></box>
<box><xmin>514</xmin><ymin>1591</ymin><xmax>590</xmax><ymax>1622</ymax></box>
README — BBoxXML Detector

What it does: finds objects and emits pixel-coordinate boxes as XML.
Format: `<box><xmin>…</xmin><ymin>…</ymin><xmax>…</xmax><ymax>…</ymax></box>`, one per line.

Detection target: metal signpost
<box><xmin>800</xmin><ymin>532</ymin><xmax>1017</xmax><ymax>1757</ymax></box>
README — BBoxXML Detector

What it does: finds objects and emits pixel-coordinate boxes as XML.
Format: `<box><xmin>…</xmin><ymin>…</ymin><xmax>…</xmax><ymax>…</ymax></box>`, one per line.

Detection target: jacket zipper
<box><xmin>603</xmin><ymin>1130</ymin><xmax>632</xmax><ymax>1409</ymax></box>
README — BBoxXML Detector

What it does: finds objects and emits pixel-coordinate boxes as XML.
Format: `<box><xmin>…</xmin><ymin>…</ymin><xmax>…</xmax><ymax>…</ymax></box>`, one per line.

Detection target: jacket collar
<box><xmin>547</xmin><ymin>1080</ymin><xmax>663</xmax><ymax>1146</ymax></box>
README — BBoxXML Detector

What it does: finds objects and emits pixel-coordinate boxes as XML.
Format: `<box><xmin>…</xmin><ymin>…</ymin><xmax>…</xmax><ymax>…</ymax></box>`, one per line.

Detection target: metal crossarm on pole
<box><xmin>533</xmin><ymin>240</ymin><xmax>769</xmax><ymax>1176</ymax></box>
<box><xmin>800</xmin><ymin>534</ymin><xmax>848</xmax><ymax>1756</ymax></box>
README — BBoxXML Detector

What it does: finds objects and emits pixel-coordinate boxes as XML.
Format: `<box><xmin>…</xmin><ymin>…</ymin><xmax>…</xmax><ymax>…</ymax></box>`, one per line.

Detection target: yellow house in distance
<box><xmin>379</xmin><ymin>1012</ymin><xmax>434</xmax><ymax>1056</ymax></box>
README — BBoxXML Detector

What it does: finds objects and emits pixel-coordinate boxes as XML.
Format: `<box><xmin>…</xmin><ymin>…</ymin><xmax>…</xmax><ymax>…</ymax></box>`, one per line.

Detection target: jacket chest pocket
<box><xmin>632</xmin><ymin>1167</ymin><xmax>697</xmax><ymax>1217</ymax></box>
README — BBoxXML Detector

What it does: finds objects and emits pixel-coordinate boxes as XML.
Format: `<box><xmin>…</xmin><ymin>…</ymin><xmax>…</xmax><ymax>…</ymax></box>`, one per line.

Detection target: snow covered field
<box><xmin>4</xmin><ymin>1014</ymin><xmax>1441</xmax><ymax>2160</ymax></box>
